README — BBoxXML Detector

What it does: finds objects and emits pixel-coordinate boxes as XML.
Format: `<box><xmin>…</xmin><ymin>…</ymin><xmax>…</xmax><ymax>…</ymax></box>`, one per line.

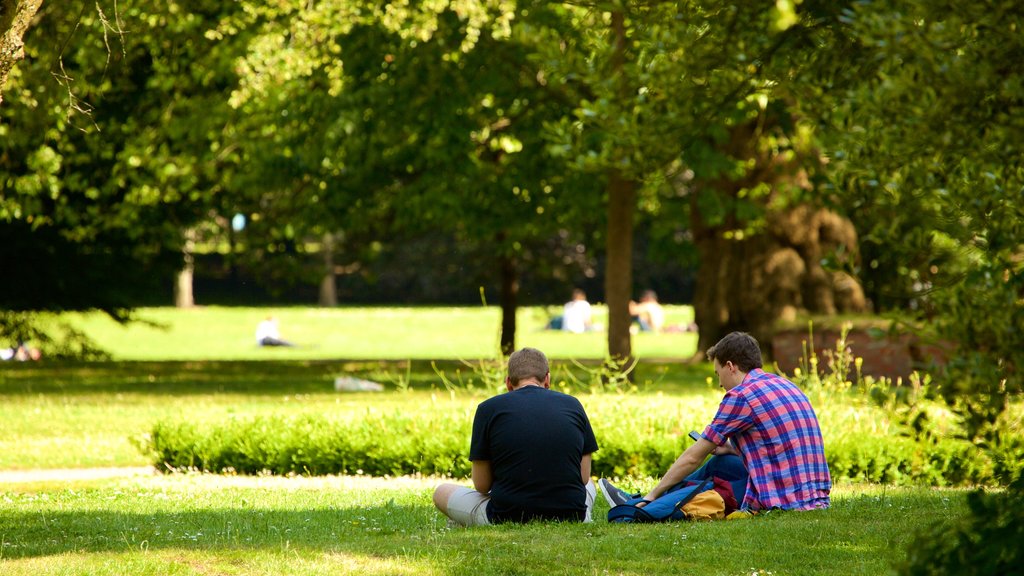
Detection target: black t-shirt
<box><xmin>469</xmin><ymin>386</ymin><xmax>599</xmax><ymax>523</ymax></box>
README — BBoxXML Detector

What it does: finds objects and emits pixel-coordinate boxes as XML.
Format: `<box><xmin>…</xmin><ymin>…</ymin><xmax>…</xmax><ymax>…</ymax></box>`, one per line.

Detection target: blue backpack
<box><xmin>607</xmin><ymin>478</ymin><xmax>712</xmax><ymax>523</ymax></box>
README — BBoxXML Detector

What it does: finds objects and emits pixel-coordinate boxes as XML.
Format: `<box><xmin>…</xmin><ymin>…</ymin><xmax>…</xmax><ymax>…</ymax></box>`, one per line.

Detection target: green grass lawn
<box><xmin>0</xmin><ymin>473</ymin><xmax>963</xmax><ymax>576</ymax></box>
<box><xmin>58</xmin><ymin>305</ymin><xmax>699</xmax><ymax>361</ymax></box>
<box><xmin>0</xmin><ymin>307</ymin><xmax>980</xmax><ymax>575</ymax></box>
<box><xmin>0</xmin><ymin>359</ymin><xmax>714</xmax><ymax>470</ymax></box>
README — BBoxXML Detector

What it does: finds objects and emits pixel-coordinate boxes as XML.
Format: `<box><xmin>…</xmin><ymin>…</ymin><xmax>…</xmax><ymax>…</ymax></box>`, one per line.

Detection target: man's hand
<box><xmin>714</xmin><ymin>440</ymin><xmax>738</xmax><ymax>456</ymax></box>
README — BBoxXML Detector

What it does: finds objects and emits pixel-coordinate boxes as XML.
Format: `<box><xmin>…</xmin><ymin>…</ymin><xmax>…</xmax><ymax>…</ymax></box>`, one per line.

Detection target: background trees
<box><xmin>1</xmin><ymin>0</ymin><xmax>1020</xmax><ymax>389</ymax></box>
<box><xmin>822</xmin><ymin>0</ymin><xmax>1024</xmax><ymax>420</ymax></box>
<box><xmin>0</xmin><ymin>1</ymin><xmax>246</xmax><ymax>349</ymax></box>
<box><xmin>0</xmin><ymin>0</ymin><xmax>42</xmax><ymax>105</ymax></box>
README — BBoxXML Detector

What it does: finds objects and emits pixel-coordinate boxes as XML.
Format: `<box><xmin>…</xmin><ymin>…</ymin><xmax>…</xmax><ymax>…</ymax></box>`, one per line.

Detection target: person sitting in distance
<box><xmin>255</xmin><ymin>316</ymin><xmax>294</xmax><ymax>347</ymax></box>
<box><xmin>629</xmin><ymin>289</ymin><xmax>666</xmax><ymax>333</ymax></box>
<box><xmin>561</xmin><ymin>289</ymin><xmax>594</xmax><ymax>333</ymax></box>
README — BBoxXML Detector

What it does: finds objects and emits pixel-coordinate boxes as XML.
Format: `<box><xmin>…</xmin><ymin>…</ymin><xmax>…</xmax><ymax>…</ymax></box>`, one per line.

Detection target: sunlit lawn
<box><xmin>0</xmin><ymin>473</ymin><xmax>963</xmax><ymax>576</ymax></box>
<box><xmin>0</xmin><ymin>359</ymin><xmax>712</xmax><ymax>470</ymax></box>
<box><xmin>0</xmin><ymin>306</ymin><xmax>972</xmax><ymax>575</ymax></box>
<box><xmin>58</xmin><ymin>305</ymin><xmax>699</xmax><ymax>361</ymax></box>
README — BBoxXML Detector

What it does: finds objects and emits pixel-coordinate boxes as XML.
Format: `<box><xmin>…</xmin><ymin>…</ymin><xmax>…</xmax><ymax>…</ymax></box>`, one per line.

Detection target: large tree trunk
<box><xmin>0</xmin><ymin>0</ymin><xmax>43</xmax><ymax>106</ymax></box>
<box><xmin>691</xmin><ymin>233</ymin><xmax>790</xmax><ymax>355</ymax></box>
<box><xmin>604</xmin><ymin>9</ymin><xmax>635</xmax><ymax>366</ymax></box>
<box><xmin>498</xmin><ymin>253</ymin><xmax>518</xmax><ymax>355</ymax></box>
<box><xmin>691</xmin><ymin>120</ymin><xmax>866</xmax><ymax>356</ymax></box>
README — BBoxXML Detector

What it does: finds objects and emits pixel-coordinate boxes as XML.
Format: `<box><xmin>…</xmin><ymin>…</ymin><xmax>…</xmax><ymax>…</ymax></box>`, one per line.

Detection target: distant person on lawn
<box><xmin>629</xmin><ymin>289</ymin><xmax>665</xmax><ymax>333</ymax></box>
<box><xmin>1</xmin><ymin>341</ymin><xmax>41</xmax><ymax>361</ymax></box>
<box><xmin>599</xmin><ymin>331</ymin><xmax>831</xmax><ymax>515</ymax></box>
<box><xmin>560</xmin><ymin>288</ymin><xmax>594</xmax><ymax>333</ymax></box>
<box><xmin>255</xmin><ymin>316</ymin><xmax>294</xmax><ymax>347</ymax></box>
<box><xmin>433</xmin><ymin>347</ymin><xmax>599</xmax><ymax>526</ymax></box>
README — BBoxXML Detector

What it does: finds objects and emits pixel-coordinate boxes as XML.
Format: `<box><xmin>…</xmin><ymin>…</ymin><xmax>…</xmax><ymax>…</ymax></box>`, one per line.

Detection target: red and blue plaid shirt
<box><xmin>703</xmin><ymin>368</ymin><xmax>831</xmax><ymax>511</ymax></box>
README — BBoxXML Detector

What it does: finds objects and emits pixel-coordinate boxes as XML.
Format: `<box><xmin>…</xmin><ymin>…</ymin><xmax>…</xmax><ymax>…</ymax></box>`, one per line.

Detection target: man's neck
<box><xmin>513</xmin><ymin>379</ymin><xmax>544</xmax><ymax>390</ymax></box>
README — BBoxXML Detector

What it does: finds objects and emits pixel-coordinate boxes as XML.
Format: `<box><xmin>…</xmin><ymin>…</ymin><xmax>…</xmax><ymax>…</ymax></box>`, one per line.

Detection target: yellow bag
<box><xmin>681</xmin><ymin>489</ymin><xmax>726</xmax><ymax>521</ymax></box>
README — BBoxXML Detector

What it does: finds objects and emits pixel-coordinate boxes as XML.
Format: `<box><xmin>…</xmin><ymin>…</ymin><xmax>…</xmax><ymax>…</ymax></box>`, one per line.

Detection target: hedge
<box><xmin>144</xmin><ymin>403</ymin><xmax>1021</xmax><ymax>486</ymax></box>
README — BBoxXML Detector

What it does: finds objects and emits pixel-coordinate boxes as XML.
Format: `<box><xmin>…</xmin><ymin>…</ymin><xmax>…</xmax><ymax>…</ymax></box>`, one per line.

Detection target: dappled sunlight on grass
<box><xmin>0</xmin><ymin>470</ymin><xmax>971</xmax><ymax>576</ymax></box>
<box><xmin>0</xmin><ymin>549</ymin><xmax>443</xmax><ymax>576</ymax></box>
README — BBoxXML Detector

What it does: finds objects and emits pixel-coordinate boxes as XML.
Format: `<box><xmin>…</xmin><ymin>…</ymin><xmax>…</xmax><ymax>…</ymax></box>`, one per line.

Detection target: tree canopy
<box><xmin>1</xmin><ymin>0</ymin><xmax>1021</xmax><ymax>392</ymax></box>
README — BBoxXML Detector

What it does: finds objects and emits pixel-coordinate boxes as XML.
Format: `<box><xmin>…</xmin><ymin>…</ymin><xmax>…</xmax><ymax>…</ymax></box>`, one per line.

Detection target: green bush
<box><xmin>899</xmin><ymin>480</ymin><xmax>1024</xmax><ymax>576</ymax></box>
<box><xmin>145</xmin><ymin>406</ymin><xmax>1012</xmax><ymax>485</ymax></box>
<box><xmin>149</xmin><ymin>412</ymin><xmax>473</xmax><ymax>477</ymax></box>
<box><xmin>143</xmin><ymin>327</ymin><xmax>1022</xmax><ymax>485</ymax></box>
<box><xmin>827</xmin><ymin>436</ymin><xmax>993</xmax><ymax>486</ymax></box>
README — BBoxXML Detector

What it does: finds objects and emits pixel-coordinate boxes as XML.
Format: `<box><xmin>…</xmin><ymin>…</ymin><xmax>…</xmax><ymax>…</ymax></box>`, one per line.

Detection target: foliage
<box><xmin>899</xmin><ymin>479</ymin><xmax>1024</xmax><ymax>576</ymax></box>
<box><xmin>211</xmin><ymin>0</ymin><xmax>865</xmax><ymax>360</ymax></box>
<box><xmin>822</xmin><ymin>1</ymin><xmax>1024</xmax><ymax>397</ymax></box>
<box><xmin>148</xmin><ymin>412</ymin><xmax>474</xmax><ymax>477</ymax></box>
<box><xmin>0</xmin><ymin>1</ymin><xmax>247</xmax><ymax>319</ymax></box>
<box><xmin>0</xmin><ymin>310</ymin><xmax>109</xmax><ymax>360</ymax></box>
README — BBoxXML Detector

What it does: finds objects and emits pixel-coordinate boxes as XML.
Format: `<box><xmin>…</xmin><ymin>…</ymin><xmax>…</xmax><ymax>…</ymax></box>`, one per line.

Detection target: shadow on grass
<box><xmin>0</xmin><ymin>488</ymin><xmax>959</xmax><ymax>576</ymax></box>
<box><xmin>0</xmin><ymin>359</ymin><xmax>712</xmax><ymax>397</ymax></box>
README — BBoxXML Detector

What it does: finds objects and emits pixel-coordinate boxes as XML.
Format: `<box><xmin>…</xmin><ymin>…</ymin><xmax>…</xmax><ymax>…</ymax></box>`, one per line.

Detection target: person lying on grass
<box><xmin>600</xmin><ymin>331</ymin><xmax>832</xmax><ymax>516</ymax></box>
<box><xmin>433</xmin><ymin>347</ymin><xmax>599</xmax><ymax>526</ymax></box>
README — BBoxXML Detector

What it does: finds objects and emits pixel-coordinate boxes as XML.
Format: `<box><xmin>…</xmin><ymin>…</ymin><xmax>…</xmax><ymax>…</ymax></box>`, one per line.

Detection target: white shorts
<box><xmin>445</xmin><ymin>481</ymin><xmax>596</xmax><ymax>526</ymax></box>
<box><xmin>445</xmin><ymin>487</ymin><xmax>491</xmax><ymax>526</ymax></box>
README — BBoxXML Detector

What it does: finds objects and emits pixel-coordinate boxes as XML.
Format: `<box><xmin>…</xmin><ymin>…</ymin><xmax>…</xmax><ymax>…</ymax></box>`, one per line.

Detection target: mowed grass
<box><xmin>0</xmin><ymin>473</ymin><xmax>961</xmax><ymax>576</ymax></box>
<box><xmin>0</xmin><ymin>307</ymin><xmax>973</xmax><ymax>575</ymax></box>
<box><xmin>0</xmin><ymin>359</ymin><xmax>711</xmax><ymax>470</ymax></box>
<box><xmin>58</xmin><ymin>305</ymin><xmax>699</xmax><ymax>361</ymax></box>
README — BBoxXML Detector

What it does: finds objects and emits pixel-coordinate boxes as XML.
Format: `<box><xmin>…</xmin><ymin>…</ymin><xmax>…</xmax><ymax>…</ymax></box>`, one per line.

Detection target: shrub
<box><xmin>144</xmin><ymin>398</ymin><xmax>1010</xmax><ymax>485</ymax></box>
<box><xmin>899</xmin><ymin>480</ymin><xmax>1024</xmax><ymax>576</ymax></box>
<box><xmin>143</xmin><ymin>327</ymin><xmax>1021</xmax><ymax>485</ymax></box>
<box><xmin>149</xmin><ymin>411</ymin><xmax>472</xmax><ymax>477</ymax></box>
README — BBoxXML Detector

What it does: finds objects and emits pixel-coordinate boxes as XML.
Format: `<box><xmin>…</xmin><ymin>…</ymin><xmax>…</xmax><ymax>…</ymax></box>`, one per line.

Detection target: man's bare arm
<box><xmin>471</xmin><ymin>460</ymin><xmax>493</xmax><ymax>494</ymax></box>
<box><xmin>581</xmin><ymin>453</ymin><xmax>593</xmax><ymax>485</ymax></box>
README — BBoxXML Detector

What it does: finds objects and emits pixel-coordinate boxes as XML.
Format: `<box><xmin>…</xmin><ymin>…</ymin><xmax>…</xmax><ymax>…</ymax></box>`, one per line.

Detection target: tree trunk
<box><xmin>690</xmin><ymin>120</ymin><xmax>866</xmax><ymax>356</ymax></box>
<box><xmin>318</xmin><ymin>232</ymin><xmax>337</xmax><ymax>307</ymax></box>
<box><xmin>174</xmin><ymin>228</ymin><xmax>196</xmax><ymax>308</ymax></box>
<box><xmin>0</xmin><ymin>0</ymin><xmax>42</xmax><ymax>106</ymax></box>
<box><xmin>499</xmin><ymin>253</ymin><xmax>518</xmax><ymax>355</ymax></box>
<box><xmin>605</xmin><ymin>9</ymin><xmax>635</xmax><ymax>366</ymax></box>
<box><xmin>691</xmin><ymin>233</ymin><xmax>779</xmax><ymax>355</ymax></box>
<box><xmin>606</xmin><ymin>169</ymin><xmax>636</xmax><ymax>364</ymax></box>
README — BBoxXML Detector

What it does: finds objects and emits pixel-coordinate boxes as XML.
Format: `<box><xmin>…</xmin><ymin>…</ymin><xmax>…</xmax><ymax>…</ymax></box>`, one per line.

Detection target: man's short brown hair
<box><xmin>706</xmin><ymin>332</ymin><xmax>763</xmax><ymax>373</ymax></box>
<box><xmin>507</xmin><ymin>347</ymin><xmax>549</xmax><ymax>385</ymax></box>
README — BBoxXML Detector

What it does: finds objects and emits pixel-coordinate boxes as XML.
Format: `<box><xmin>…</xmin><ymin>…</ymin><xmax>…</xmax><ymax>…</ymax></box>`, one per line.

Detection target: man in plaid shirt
<box><xmin>600</xmin><ymin>331</ymin><xmax>831</xmax><ymax>514</ymax></box>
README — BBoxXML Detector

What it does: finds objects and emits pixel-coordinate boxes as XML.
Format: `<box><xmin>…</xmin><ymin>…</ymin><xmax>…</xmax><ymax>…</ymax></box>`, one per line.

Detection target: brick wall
<box><xmin>770</xmin><ymin>328</ymin><xmax>952</xmax><ymax>381</ymax></box>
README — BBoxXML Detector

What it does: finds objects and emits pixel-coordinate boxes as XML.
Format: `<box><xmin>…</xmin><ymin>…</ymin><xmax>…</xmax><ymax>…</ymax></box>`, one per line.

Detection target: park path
<box><xmin>0</xmin><ymin>466</ymin><xmax>155</xmax><ymax>483</ymax></box>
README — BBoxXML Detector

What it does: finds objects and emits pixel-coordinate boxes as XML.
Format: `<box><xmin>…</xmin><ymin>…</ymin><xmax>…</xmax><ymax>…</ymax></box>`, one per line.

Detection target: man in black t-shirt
<box><xmin>433</xmin><ymin>347</ymin><xmax>599</xmax><ymax>525</ymax></box>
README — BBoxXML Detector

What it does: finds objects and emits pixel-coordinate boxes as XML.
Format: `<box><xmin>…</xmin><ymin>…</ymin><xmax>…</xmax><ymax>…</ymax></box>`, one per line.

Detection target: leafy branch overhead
<box><xmin>1</xmin><ymin>0</ymin><xmax>1021</xmax><ymax>395</ymax></box>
